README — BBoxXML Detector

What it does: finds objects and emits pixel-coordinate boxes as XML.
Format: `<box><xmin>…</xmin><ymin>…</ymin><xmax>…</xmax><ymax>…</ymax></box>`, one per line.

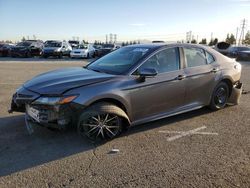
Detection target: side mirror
<box><xmin>62</xmin><ymin>46</ymin><xmax>66</xmax><ymax>49</ymax></box>
<box><xmin>138</xmin><ymin>68</ymin><xmax>157</xmax><ymax>81</ymax></box>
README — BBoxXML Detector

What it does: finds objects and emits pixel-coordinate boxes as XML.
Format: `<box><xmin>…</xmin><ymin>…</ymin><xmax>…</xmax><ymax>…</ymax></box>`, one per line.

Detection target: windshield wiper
<box><xmin>85</xmin><ymin>67</ymin><xmax>105</xmax><ymax>73</ymax></box>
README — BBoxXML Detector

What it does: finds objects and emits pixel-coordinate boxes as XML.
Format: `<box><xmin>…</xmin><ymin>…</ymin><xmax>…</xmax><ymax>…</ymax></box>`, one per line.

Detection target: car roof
<box><xmin>125</xmin><ymin>43</ymin><xmax>213</xmax><ymax>50</ymax></box>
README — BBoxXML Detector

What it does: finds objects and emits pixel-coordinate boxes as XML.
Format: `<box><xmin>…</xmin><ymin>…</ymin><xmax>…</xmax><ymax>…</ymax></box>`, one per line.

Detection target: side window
<box><xmin>206</xmin><ymin>51</ymin><xmax>215</xmax><ymax>64</ymax></box>
<box><xmin>184</xmin><ymin>48</ymin><xmax>207</xmax><ymax>67</ymax></box>
<box><xmin>138</xmin><ymin>48</ymin><xmax>180</xmax><ymax>74</ymax></box>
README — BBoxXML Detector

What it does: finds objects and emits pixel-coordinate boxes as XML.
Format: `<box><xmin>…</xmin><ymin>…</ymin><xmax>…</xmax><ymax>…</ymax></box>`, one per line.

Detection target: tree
<box><xmin>133</xmin><ymin>40</ymin><xmax>137</xmax><ymax>45</ymax></box>
<box><xmin>191</xmin><ymin>39</ymin><xmax>197</xmax><ymax>44</ymax></box>
<box><xmin>225</xmin><ymin>33</ymin><xmax>236</xmax><ymax>44</ymax></box>
<box><xmin>21</xmin><ymin>36</ymin><xmax>26</xmax><ymax>42</ymax></box>
<box><xmin>213</xmin><ymin>38</ymin><xmax>218</xmax><ymax>45</ymax></box>
<box><xmin>208</xmin><ymin>38</ymin><xmax>218</xmax><ymax>46</ymax></box>
<box><xmin>243</xmin><ymin>31</ymin><xmax>250</xmax><ymax>45</ymax></box>
<box><xmin>199</xmin><ymin>38</ymin><xmax>207</xmax><ymax>45</ymax></box>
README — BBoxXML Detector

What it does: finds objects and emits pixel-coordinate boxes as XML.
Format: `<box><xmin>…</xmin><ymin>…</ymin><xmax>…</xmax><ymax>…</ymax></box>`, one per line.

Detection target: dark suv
<box><xmin>10</xmin><ymin>40</ymin><xmax>43</xmax><ymax>57</ymax></box>
<box><xmin>227</xmin><ymin>46</ymin><xmax>250</xmax><ymax>58</ymax></box>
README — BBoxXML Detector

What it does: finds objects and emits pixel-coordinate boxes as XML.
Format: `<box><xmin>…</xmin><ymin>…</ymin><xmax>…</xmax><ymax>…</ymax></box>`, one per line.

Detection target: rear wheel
<box><xmin>77</xmin><ymin>103</ymin><xmax>127</xmax><ymax>141</ymax></box>
<box><xmin>209</xmin><ymin>82</ymin><xmax>229</xmax><ymax>110</ymax></box>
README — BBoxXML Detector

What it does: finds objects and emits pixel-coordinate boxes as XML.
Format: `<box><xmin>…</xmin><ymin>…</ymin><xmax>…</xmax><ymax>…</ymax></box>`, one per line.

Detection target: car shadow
<box><xmin>124</xmin><ymin>107</ymin><xmax>213</xmax><ymax>136</ymax></box>
<box><xmin>0</xmin><ymin>115</ymin><xmax>95</xmax><ymax>177</ymax></box>
<box><xmin>0</xmin><ymin>107</ymin><xmax>213</xmax><ymax>177</ymax></box>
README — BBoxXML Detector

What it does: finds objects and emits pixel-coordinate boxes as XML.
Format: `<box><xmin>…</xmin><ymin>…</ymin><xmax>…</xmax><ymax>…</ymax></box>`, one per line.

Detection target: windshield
<box><xmin>44</xmin><ymin>41</ymin><xmax>62</xmax><ymax>47</ymax></box>
<box><xmin>87</xmin><ymin>47</ymin><xmax>150</xmax><ymax>75</ymax></box>
<box><xmin>17</xmin><ymin>42</ymin><xmax>32</xmax><ymax>47</ymax></box>
<box><xmin>77</xmin><ymin>45</ymin><xmax>88</xmax><ymax>49</ymax></box>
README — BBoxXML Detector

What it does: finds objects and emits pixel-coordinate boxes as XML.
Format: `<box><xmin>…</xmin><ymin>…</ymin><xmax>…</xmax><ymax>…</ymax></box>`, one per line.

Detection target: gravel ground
<box><xmin>0</xmin><ymin>57</ymin><xmax>250</xmax><ymax>187</ymax></box>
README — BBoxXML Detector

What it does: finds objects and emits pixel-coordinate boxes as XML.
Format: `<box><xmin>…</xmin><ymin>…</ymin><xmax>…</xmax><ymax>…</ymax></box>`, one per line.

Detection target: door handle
<box><xmin>176</xmin><ymin>75</ymin><xmax>186</xmax><ymax>80</ymax></box>
<box><xmin>211</xmin><ymin>68</ymin><xmax>219</xmax><ymax>73</ymax></box>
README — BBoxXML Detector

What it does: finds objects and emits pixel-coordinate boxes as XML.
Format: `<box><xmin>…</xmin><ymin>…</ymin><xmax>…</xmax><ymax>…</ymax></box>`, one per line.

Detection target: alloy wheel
<box><xmin>79</xmin><ymin>113</ymin><xmax>121</xmax><ymax>140</ymax></box>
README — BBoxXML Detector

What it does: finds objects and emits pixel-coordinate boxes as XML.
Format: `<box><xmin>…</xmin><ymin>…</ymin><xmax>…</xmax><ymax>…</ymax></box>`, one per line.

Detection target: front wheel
<box><xmin>209</xmin><ymin>82</ymin><xmax>229</xmax><ymax>110</ymax></box>
<box><xmin>77</xmin><ymin>103</ymin><xmax>127</xmax><ymax>141</ymax></box>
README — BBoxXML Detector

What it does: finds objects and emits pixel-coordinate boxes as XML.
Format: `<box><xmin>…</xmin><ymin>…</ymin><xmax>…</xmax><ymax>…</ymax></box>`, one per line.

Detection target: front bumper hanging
<box><xmin>228</xmin><ymin>82</ymin><xmax>243</xmax><ymax>105</ymax></box>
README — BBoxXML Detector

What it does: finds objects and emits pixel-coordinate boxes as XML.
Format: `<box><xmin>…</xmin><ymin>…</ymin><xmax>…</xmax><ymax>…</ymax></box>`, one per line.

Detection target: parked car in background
<box><xmin>0</xmin><ymin>43</ymin><xmax>14</xmax><ymax>57</ymax></box>
<box><xmin>236</xmin><ymin>50</ymin><xmax>250</xmax><ymax>61</ymax></box>
<box><xmin>68</xmin><ymin>40</ymin><xmax>80</xmax><ymax>49</ymax></box>
<box><xmin>10</xmin><ymin>40</ymin><xmax>43</xmax><ymax>57</ymax></box>
<box><xmin>98</xmin><ymin>43</ymin><xmax>117</xmax><ymax>56</ymax></box>
<box><xmin>227</xmin><ymin>46</ymin><xmax>250</xmax><ymax>58</ymax></box>
<box><xmin>70</xmin><ymin>44</ymin><xmax>96</xmax><ymax>58</ymax></box>
<box><xmin>9</xmin><ymin>43</ymin><xmax>242</xmax><ymax>141</ymax></box>
<box><xmin>93</xmin><ymin>45</ymin><xmax>103</xmax><ymax>57</ymax></box>
<box><xmin>42</xmin><ymin>40</ymin><xmax>72</xmax><ymax>58</ymax></box>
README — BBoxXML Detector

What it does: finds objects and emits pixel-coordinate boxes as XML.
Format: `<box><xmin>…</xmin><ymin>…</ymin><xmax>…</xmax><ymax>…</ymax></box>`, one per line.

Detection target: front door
<box><xmin>127</xmin><ymin>47</ymin><xmax>187</xmax><ymax>122</ymax></box>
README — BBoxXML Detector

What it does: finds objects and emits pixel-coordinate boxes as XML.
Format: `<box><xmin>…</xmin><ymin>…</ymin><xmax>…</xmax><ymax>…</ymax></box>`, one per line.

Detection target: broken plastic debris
<box><xmin>25</xmin><ymin>114</ymin><xmax>34</xmax><ymax>134</ymax></box>
<box><xmin>108</xmin><ymin>149</ymin><xmax>120</xmax><ymax>154</ymax></box>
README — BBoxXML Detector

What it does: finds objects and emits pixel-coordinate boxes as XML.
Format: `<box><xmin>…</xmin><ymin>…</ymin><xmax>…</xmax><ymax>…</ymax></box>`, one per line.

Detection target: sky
<box><xmin>0</xmin><ymin>0</ymin><xmax>249</xmax><ymax>43</ymax></box>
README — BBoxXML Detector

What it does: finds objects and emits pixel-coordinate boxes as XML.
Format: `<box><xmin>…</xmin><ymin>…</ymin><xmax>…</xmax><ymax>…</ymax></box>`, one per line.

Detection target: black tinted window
<box><xmin>139</xmin><ymin>48</ymin><xmax>180</xmax><ymax>73</ymax></box>
<box><xmin>184</xmin><ymin>48</ymin><xmax>207</xmax><ymax>67</ymax></box>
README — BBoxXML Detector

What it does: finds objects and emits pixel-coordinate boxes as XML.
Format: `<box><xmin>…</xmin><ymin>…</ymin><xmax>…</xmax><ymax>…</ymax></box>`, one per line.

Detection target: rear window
<box><xmin>206</xmin><ymin>51</ymin><xmax>215</xmax><ymax>64</ymax></box>
<box><xmin>184</xmin><ymin>48</ymin><xmax>207</xmax><ymax>67</ymax></box>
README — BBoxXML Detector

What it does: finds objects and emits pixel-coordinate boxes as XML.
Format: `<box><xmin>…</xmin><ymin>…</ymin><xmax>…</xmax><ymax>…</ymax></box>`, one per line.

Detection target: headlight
<box><xmin>33</xmin><ymin>95</ymin><xmax>78</xmax><ymax>105</ymax></box>
<box><xmin>55</xmin><ymin>48</ymin><xmax>61</xmax><ymax>52</ymax></box>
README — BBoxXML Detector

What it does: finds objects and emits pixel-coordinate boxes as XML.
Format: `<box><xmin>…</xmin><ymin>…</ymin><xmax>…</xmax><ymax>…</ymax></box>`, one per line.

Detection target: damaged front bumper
<box><xmin>9</xmin><ymin>86</ymin><xmax>84</xmax><ymax>133</ymax></box>
<box><xmin>228</xmin><ymin>81</ymin><xmax>243</xmax><ymax>105</ymax></box>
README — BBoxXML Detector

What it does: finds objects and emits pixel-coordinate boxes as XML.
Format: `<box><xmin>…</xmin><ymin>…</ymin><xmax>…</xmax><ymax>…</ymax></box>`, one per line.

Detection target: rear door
<box><xmin>182</xmin><ymin>47</ymin><xmax>220</xmax><ymax>106</ymax></box>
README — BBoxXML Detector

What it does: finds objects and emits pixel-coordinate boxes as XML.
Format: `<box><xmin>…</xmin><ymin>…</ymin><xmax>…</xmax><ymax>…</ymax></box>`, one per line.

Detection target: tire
<box><xmin>92</xmin><ymin>52</ymin><xmax>96</xmax><ymax>58</ymax></box>
<box><xmin>209</xmin><ymin>82</ymin><xmax>229</xmax><ymax>110</ymax></box>
<box><xmin>58</xmin><ymin>52</ymin><xmax>63</xmax><ymax>59</ymax></box>
<box><xmin>86</xmin><ymin>53</ymin><xmax>89</xmax><ymax>59</ymax></box>
<box><xmin>26</xmin><ymin>51</ymin><xmax>31</xmax><ymax>58</ymax></box>
<box><xmin>77</xmin><ymin>103</ymin><xmax>128</xmax><ymax>141</ymax></box>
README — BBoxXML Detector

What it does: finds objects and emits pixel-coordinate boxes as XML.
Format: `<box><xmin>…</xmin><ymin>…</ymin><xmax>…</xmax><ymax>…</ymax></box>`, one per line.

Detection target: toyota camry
<box><xmin>9</xmin><ymin>43</ymin><xmax>243</xmax><ymax>141</ymax></box>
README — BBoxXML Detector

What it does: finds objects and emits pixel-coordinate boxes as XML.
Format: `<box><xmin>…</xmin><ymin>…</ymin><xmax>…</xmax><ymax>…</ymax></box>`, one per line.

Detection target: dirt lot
<box><xmin>0</xmin><ymin>57</ymin><xmax>250</xmax><ymax>187</ymax></box>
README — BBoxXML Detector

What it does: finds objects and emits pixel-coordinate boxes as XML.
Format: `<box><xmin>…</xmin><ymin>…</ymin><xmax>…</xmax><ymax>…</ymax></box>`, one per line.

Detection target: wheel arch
<box><xmin>219</xmin><ymin>77</ymin><xmax>233</xmax><ymax>97</ymax></box>
<box><xmin>84</xmin><ymin>97</ymin><xmax>131</xmax><ymax>125</ymax></box>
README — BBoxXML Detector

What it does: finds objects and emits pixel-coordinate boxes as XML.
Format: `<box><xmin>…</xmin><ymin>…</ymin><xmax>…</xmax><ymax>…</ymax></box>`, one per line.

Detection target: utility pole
<box><xmin>186</xmin><ymin>31</ymin><xmax>192</xmax><ymax>43</ymax></box>
<box><xmin>106</xmin><ymin>34</ymin><xmax>108</xmax><ymax>44</ymax></box>
<box><xmin>109</xmin><ymin>33</ymin><xmax>113</xmax><ymax>44</ymax></box>
<box><xmin>238</xmin><ymin>19</ymin><xmax>247</xmax><ymax>45</ymax></box>
<box><xmin>211</xmin><ymin>32</ymin><xmax>213</xmax><ymax>42</ymax></box>
<box><xmin>235</xmin><ymin>27</ymin><xmax>239</xmax><ymax>45</ymax></box>
<box><xmin>114</xmin><ymin>34</ymin><xmax>117</xmax><ymax>44</ymax></box>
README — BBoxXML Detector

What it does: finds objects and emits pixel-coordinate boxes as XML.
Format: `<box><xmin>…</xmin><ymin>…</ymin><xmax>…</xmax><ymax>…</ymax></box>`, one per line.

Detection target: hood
<box><xmin>72</xmin><ymin>49</ymin><xmax>87</xmax><ymax>53</ymax></box>
<box><xmin>240</xmin><ymin>50</ymin><xmax>250</xmax><ymax>54</ymax></box>
<box><xmin>24</xmin><ymin>67</ymin><xmax>114</xmax><ymax>95</ymax></box>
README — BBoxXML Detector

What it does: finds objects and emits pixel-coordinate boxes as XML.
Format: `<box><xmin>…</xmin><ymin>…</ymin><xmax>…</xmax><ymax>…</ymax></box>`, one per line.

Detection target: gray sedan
<box><xmin>9</xmin><ymin>43</ymin><xmax>243</xmax><ymax>141</ymax></box>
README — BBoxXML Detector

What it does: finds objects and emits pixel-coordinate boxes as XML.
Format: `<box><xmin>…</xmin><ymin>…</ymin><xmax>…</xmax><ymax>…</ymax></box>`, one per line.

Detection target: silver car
<box><xmin>9</xmin><ymin>43</ymin><xmax>242</xmax><ymax>141</ymax></box>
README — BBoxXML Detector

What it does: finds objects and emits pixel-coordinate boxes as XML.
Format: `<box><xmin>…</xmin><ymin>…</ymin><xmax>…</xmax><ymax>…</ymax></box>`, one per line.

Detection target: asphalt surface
<box><xmin>0</xmin><ymin>57</ymin><xmax>250</xmax><ymax>187</ymax></box>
